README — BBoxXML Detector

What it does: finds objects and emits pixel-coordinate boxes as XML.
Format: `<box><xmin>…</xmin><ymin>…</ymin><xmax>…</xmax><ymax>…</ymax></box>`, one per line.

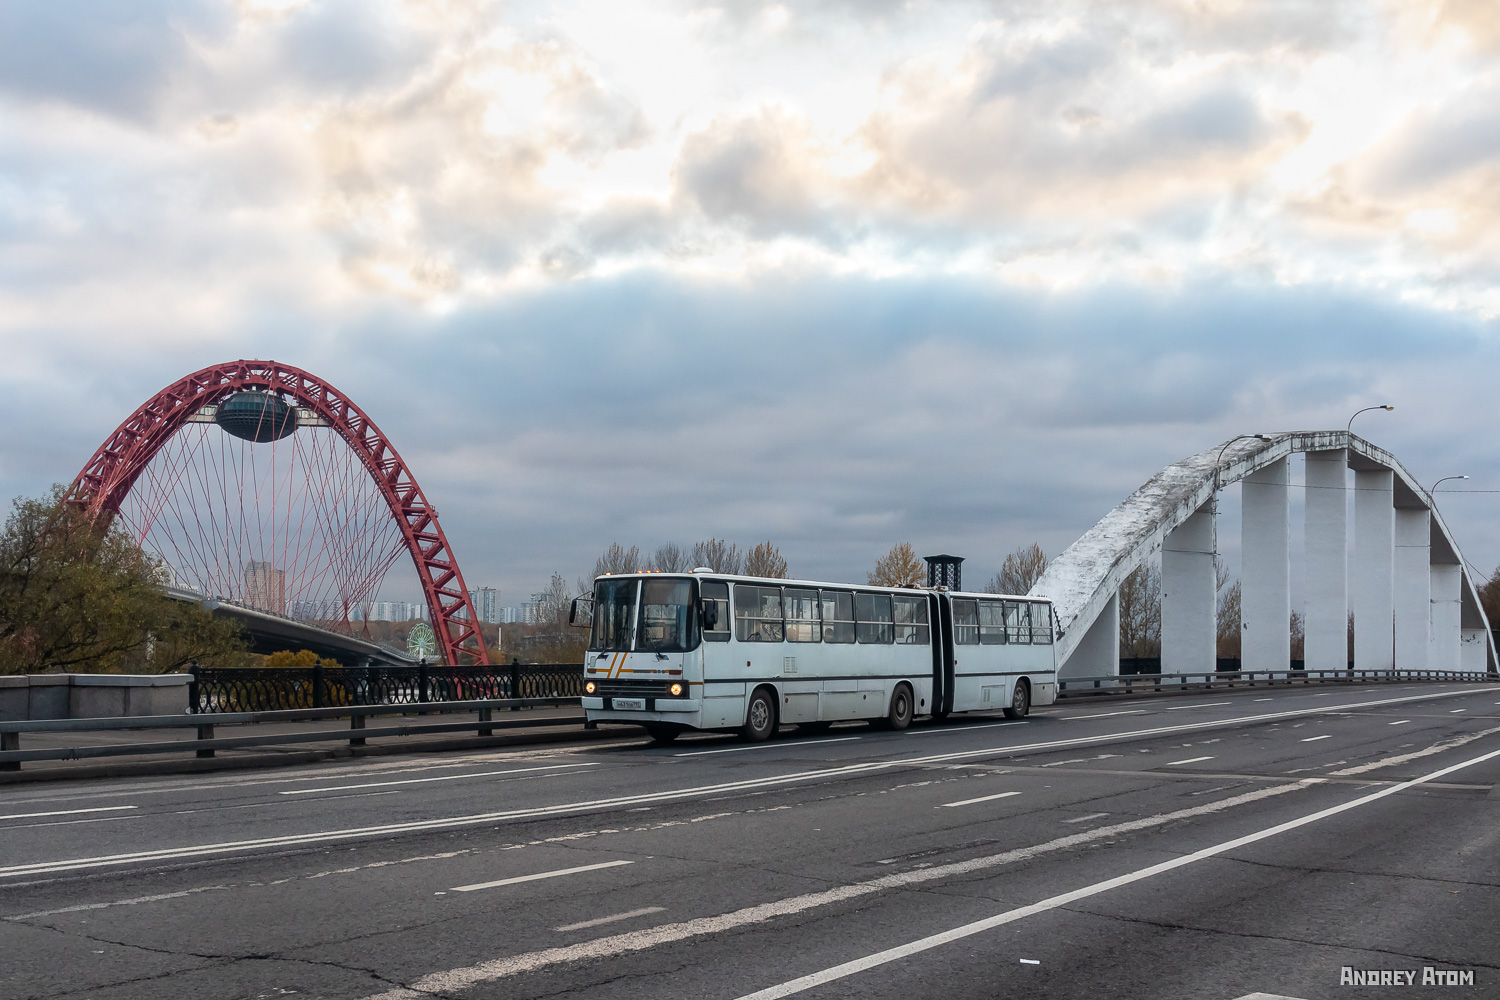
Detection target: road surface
<box><xmin>2</xmin><ymin>682</ymin><xmax>1497</xmax><ymax>999</ymax></box>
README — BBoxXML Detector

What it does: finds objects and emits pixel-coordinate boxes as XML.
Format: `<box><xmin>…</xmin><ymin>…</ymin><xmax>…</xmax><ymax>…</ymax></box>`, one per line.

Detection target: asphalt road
<box><xmin>2</xmin><ymin>682</ymin><xmax>1498</xmax><ymax>1000</ymax></box>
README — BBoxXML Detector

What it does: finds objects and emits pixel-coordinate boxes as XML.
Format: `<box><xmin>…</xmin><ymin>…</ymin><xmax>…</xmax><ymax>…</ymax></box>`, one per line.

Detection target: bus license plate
<box><xmin>613</xmin><ymin>697</ymin><xmax>646</xmax><ymax>711</ymax></box>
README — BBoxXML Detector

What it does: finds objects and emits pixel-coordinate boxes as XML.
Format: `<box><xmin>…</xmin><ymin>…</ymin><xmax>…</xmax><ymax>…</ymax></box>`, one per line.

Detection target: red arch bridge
<box><xmin>67</xmin><ymin>360</ymin><xmax>489</xmax><ymax>667</ymax></box>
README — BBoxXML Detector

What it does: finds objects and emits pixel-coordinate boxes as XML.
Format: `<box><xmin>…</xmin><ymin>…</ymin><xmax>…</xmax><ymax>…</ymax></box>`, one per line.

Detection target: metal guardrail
<box><xmin>1058</xmin><ymin>668</ymin><xmax>1498</xmax><ymax>697</ymax></box>
<box><xmin>190</xmin><ymin>662</ymin><xmax>585</xmax><ymax>713</ymax></box>
<box><xmin>0</xmin><ymin>698</ymin><xmax>587</xmax><ymax>771</ymax></box>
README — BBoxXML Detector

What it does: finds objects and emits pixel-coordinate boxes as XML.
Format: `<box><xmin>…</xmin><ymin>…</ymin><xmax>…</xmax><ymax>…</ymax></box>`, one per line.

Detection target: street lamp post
<box><xmin>1427</xmin><ymin>475</ymin><xmax>1469</xmax><ymax>504</ymax></box>
<box><xmin>1347</xmin><ymin>404</ymin><xmax>1394</xmax><ymax>434</ymax></box>
<box><xmin>1214</xmin><ymin>434</ymin><xmax>1275</xmax><ymax>492</ymax></box>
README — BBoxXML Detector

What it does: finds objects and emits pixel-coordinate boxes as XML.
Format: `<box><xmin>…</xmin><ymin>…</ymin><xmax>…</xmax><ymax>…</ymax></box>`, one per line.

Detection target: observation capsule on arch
<box><xmin>214</xmin><ymin>390</ymin><xmax>297</xmax><ymax>443</ymax></box>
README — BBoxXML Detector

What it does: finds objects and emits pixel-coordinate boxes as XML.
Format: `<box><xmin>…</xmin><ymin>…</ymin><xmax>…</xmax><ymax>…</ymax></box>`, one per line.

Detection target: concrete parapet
<box><xmin>69</xmin><ymin>674</ymin><xmax>192</xmax><ymax>718</ymax></box>
<box><xmin>0</xmin><ymin>674</ymin><xmax>191</xmax><ymax>720</ymax></box>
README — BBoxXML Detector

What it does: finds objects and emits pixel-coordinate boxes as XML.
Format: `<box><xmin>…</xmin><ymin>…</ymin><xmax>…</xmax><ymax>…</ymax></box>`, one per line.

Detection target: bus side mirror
<box><xmin>701</xmin><ymin>601</ymin><xmax>718</xmax><ymax>630</ymax></box>
<box><xmin>568</xmin><ymin>597</ymin><xmax>594</xmax><ymax>628</ymax></box>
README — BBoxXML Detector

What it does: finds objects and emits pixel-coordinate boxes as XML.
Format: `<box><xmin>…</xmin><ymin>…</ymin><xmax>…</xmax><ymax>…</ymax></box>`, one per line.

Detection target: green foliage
<box><xmin>0</xmin><ymin>488</ymin><xmax>248</xmax><ymax>675</ymax></box>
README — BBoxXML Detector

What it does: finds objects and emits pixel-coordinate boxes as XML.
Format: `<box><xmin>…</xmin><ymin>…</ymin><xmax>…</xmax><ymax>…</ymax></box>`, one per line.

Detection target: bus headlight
<box><xmin>585</xmin><ymin>681</ymin><xmax>596</xmax><ymax>695</ymax></box>
<box><xmin>669</xmin><ymin>682</ymin><xmax>683</xmax><ymax>696</ymax></box>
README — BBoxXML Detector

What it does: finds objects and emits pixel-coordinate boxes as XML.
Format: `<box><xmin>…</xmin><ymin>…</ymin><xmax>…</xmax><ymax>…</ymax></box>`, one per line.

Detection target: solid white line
<box><xmin>1389</xmin><ymin>720</ymin><xmax>1410</xmax><ymax>725</ymax></box>
<box><xmin>1164</xmin><ymin>756</ymin><xmax>1214</xmax><ymax>766</ymax></box>
<box><xmin>906</xmin><ymin>722</ymin><xmax>1027</xmax><ymax>735</ymax></box>
<box><xmin>4</xmin><ymin>688</ymin><xmax>1477</xmax><ymax>880</ymax></box>
<box><xmin>1164</xmin><ymin>702</ymin><xmax>1231</xmax><ymax>711</ymax></box>
<box><xmin>1062</xmin><ymin>813</ymin><xmax>1109</xmax><ymax>824</ymax></box>
<box><xmin>1064</xmin><ymin>710</ymin><xmax>1146</xmax><ymax>720</ymax></box>
<box><xmin>0</xmin><ymin>806</ymin><xmax>137</xmax><ymax>822</ymax></box>
<box><xmin>554</xmin><ymin>907</ymin><xmax>665</xmax><ymax>933</ymax></box>
<box><xmin>279</xmin><ymin>763</ymin><xmax>599</xmax><ymax>795</ymax></box>
<box><xmin>729</xmin><ymin>745</ymin><xmax>1500</xmax><ymax>1000</ymax></box>
<box><xmin>359</xmin><ymin>781</ymin><xmax>1319</xmax><ymax>1000</ymax></box>
<box><xmin>1328</xmin><ymin>725</ymin><xmax>1500</xmax><ymax>777</ymax></box>
<box><xmin>674</xmin><ymin>737</ymin><xmax>860</xmax><ymax>757</ymax></box>
<box><xmin>938</xmin><ymin>791</ymin><xmax>1021</xmax><ymax>808</ymax></box>
<box><xmin>452</xmin><ymin>860</ymin><xmax>633</xmax><ymax>893</ymax></box>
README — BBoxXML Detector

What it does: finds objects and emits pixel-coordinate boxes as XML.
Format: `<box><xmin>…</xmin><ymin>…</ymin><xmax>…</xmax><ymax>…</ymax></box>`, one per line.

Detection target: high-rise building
<box><xmin>243</xmin><ymin>561</ymin><xmax>285</xmax><ymax>615</ymax></box>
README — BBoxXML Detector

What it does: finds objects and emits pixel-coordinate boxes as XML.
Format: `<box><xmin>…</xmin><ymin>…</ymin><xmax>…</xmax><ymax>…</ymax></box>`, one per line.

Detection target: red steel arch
<box><xmin>68</xmin><ymin>360</ymin><xmax>489</xmax><ymax>666</ymax></box>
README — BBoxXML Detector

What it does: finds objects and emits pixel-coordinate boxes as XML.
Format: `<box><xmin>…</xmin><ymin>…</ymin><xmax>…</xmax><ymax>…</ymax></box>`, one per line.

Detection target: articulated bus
<box><xmin>576</xmin><ymin>570</ymin><xmax>1058</xmax><ymax>742</ymax></box>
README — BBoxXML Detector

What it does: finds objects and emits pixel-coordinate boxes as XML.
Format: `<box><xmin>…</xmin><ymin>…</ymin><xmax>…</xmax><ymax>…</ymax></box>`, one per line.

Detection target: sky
<box><xmin>3</xmin><ymin>0</ymin><xmax>1500</xmax><ymax>609</ymax></box>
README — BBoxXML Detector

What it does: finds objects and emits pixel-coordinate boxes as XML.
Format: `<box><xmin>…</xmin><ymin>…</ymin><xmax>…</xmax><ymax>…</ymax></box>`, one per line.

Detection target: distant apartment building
<box><xmin>496</xmin><ymin>606</ymin><xmax>522</xmax><ymax>624</ymax></box>
<box><xmin>355</xmin><ymin>601</ymin><xmax>426</xmax><ymax>622</ymax></box>
<box><xmin>243</xmin><ymin>561</ymin><xmax>285</xmax><ymax>615</ymax></box>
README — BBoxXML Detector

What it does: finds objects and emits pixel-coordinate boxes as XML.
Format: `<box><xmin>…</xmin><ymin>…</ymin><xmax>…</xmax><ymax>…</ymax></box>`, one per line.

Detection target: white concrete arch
<box><xmin>1030</xmin><ymin>431</ymin><xmax>1496</xmax><ymax>679</ymax></box>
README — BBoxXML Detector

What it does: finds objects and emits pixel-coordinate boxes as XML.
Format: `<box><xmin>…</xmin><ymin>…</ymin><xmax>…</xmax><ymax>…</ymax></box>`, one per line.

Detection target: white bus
<box><xmin>575</xmin><ymin>571</ymin><xmax>1058</xmax><ymax>742</ymax></box>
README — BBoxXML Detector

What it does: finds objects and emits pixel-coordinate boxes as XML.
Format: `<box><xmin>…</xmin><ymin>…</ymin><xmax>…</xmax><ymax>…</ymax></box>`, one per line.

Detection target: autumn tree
<box><xmin>1216</xmin><ymin>579</ymin><xmax>1241</xmax><ymax>657</ymax></box>
<box><xmin>744</xmin><ymin>541</ymin><xmax>789</xmax><ymax>579</ymax></box>
<box><xmin>261</xmin><ymin>649</ymin><xmax>340</xmax><ymax>669</ymax></box>
<box><xmin>691</xmin><ymin>538</ymin><xmax>742</xmax><ymax>574</ymax></box>
<box><xmin>1118</xmin><ymin>561</ymin><xmax>1161</xmax><ymax>658</ymax></box>
<box><xmin>868</xmin><ymin>543</ymin><xmax>925</xmax><ymax>587</ymax></box>
<box><xmin>1478</xmin><ymin>565</ymin><xmax>1500</xmax><ymax>627</ymax></box>
<box><xmin>649</xmin><ymin>542</ymin><xmax>690</xmax><ymax>573</ymax></box>
<box><xmin>0</xmin><ymin>489</ymin><xmax>247</xmax><ymax>675</ymax></box>
<box><xmin>986</xmin><ymin>542</ymin><xmax>1048</xmax><ymax>595</ymax></box>
<box><xmin>593</xmin><ymin>543</ymin><xmax>642</xmax><ymax>577</ymax></box>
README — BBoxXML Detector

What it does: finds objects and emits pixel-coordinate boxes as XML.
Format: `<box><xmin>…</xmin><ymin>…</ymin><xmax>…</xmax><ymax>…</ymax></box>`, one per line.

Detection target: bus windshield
<box><xmin>638</xmin><ymin>578</ymin><xmax>697</xmax><ymax>652</ymax></box>
<box><xmin>590</xmin><ymin>578</ymin><xmax>637</xmax><ymax>651</ymax></box>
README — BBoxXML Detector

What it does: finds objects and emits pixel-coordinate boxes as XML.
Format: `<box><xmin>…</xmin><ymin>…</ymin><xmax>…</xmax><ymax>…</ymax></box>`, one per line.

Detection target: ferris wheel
<box><xmin>407</xmin><ymin>622</ymin><xmax>437</xmax><ymax>660</ymax></box>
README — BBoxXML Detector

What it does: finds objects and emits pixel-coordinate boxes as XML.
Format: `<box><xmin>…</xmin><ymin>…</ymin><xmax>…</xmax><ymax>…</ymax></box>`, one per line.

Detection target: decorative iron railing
<box><xmin>189</xmin><ymin>663</ymin><xmax>584</xmax><ymax>713</ymax></box>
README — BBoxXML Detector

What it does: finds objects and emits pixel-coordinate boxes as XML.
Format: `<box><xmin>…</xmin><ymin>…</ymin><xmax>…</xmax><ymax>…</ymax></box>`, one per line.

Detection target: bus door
<box><xmin>931</xmin><ymin>592</ymin><xmax>955</xmax><ymax>716</ymax></box>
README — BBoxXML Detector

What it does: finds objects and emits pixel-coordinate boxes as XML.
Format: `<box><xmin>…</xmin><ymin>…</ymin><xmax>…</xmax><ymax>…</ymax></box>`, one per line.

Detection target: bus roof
<box><xmin>589</xmin><ymin>571</ymin><xmax>1051</xmax><ymax>604</ymax></box>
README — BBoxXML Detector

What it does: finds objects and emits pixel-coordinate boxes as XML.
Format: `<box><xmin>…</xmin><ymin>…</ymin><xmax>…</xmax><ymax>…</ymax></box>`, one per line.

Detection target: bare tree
<box><xmin>986</xmin><ymin>542</ymin><xmax>1048</xmax><ymax>595</ymax></box>
<box><xmin>690</xmin><ymin>538</ymin><xmax>742</xmax><ymax>574</ymax></box>
<box><xmin>1289</xmin><ymin>609</ymin><xmax>1305</xmax><ymax>659</ymax></box>
<box><xmin>1216</xmin><ymin>579</ymin><xmax>1241</xmax><ymax>657</ymax></box>
<box><xmin>1118</xmin><ymin>561</ymin><xmax>1161</xmax><ymax>657</ymax></box>
<box><xmin>868</xmin><ymin>543</ymin><xmax>926</xmax><ymax>587</ymax></box>
<box><xmin>592</xmin><ymin>543</ymin><xmax>641</xmax><ymax>578</ymax></box>
<box><xmin>648</xmin><ymin>543</ymin><xmax>690</xmax><ymax>573</ymax></box>
<box><xmin>744</xmin><ymin>541</ymin><xmax>789</xmax><ymax>579</ymax></box>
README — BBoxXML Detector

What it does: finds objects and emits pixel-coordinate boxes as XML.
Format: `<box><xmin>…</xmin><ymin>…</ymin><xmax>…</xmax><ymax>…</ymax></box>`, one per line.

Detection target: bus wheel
<box><xmin>644</xmin><ymin>724</ymin><xmax>680</xmax><ymax>743</ymax></box>
<box><xmin>742</xmin><ymin>688</ymin><xmax>778</xmax><ymax>742</ymax></box>
<box><xmin>885</xmin><ymin>684</ymin><xmax>914</xmax><ymax>731</ymax></box>
<box><xmin>1003</xmin><ymin>679</ymin><xmax>1031</xmax><ymax>720</ymax></box>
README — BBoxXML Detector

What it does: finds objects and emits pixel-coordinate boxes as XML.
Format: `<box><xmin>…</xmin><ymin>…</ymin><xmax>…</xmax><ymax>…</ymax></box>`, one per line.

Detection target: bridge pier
<box><xmin>1394</xmin><ymin>508</ymin><xmax>1431</xmax><ymax>670</ymax></box>
<box><xmin>1066</xmin><ymin>592</ymin><xmax>1119</xmax><ymax>678</ymax></box>
<box><xmin>1303</xmin><ymin>449</ymin><xmax>1347</xmax><ymax>673</ymax></box>
<box><xmin>1242</xmin><ymin>457</ymin><xmax>1290</xmax><ymax>673</ymax></box>
<box><xmin>1353</xmin><ymin>469</ymin><xmax>1395</xmax><ymax>671</ymax></box>
<box><xmin>1429</xmin><ymin>563</ymin><xmax>1462</xmax><ymax>670</ymax></box>
<box><xmin>1161</xmin><ymin>505</ymin><xmax>1216</xmax><ymax>675</ymax></box>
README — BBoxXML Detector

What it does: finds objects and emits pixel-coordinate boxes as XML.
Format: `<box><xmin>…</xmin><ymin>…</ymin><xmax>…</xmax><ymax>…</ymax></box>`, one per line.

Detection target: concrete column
<box><xmin>1161</xmin><ymin>506</ymin><xmax>1217</xmax><ymax>674</ymax></box>
<box><xmin>1353</xmin><ymin>469</ymin><xmax>1394</xmax><ymax>671</ymax></box>
<box><xmin>1429</xmin><ymin>564</ymin><xmax>1461</xmax><ymax>670</ymax></box>
<box><xmin>1063</xmin><ymin>592</ymin><xmax>1119</xmax><ymax>679</ymax></box>
<box><xmin>1303</xmin><ymin>450</ymin><xmax>1347</xmax><ymax>674</ymax></box>
<box><xmin>1393</xmin><ymin>509</ymin><xmax>1430</xmax><ymax>671</ymax></box>
<box><xmin>1461</xmin><ymin>629</ymin><xmax>1487</xmax><ymax>674</ymax></box>
<box><xmin>1242</xmin><ymin>457</ymin><xmax>1290</xmax><ymax>672</ymax></box>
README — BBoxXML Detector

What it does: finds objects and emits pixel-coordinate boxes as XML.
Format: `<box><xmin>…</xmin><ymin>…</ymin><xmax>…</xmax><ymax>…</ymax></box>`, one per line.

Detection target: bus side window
<box><xmin>735</xmin><ymin>584</ymin><xmax>784</xmax><ymax>642</ymax></box>
<box><xmin>855</xmin><ymin>592</ymin><xmax>893</xmax><ymax>644</ymax></box>
<box><xmin>977</xmin><ymin>599</ymin><xmax>1006</xmax><ymax>645</ymax></box>
<box><xmin>893</xmin><ymin>595</ymin><xmax>929</xmax><ymax>644</ymax></box>
<box><xmin>701</xmin><ymin>580</ymin><xmax>731</xmax><ymax>642</ymax></box>
<box><xmin>952</xmin><ymin>598</ymin><xmax>979</xmax><ymax>645</ymax></box>
<box><xmin>785</xmin><ymin>587</ymin><xmax>820</xmax><ymax>643</ymax></box>
<box><xmin>821</xmin><ymin>591</ymin><xmax>855</xmax><ymax>643</ymax></box>
<box><xmin>1031</xmin><ymin>603</ymin><xmax>1054</xmax><ymax>644</ymax></box>
<box><xmin>1004</xmin><ymin>601</ymin><xmax>1032</xmax><ymax>644</ymax></box>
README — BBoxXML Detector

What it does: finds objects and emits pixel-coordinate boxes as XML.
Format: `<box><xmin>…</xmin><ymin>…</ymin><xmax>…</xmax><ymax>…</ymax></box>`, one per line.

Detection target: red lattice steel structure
<box><xmin>67</xmin><ymin>360</ymin><xmax>489</xmax><ymax>665</ymax></box>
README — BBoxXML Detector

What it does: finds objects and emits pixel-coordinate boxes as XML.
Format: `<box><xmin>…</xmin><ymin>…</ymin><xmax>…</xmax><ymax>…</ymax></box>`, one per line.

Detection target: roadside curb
<box><xmin>0</xmin><ymin>723</ymin><xmax>639</xmax><ymax>785</ymax></box>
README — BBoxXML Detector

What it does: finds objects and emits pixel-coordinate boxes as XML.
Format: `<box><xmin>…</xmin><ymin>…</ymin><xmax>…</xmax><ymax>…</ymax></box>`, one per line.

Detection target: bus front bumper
<box><xmin>583</xmin><ymin>697</ymin><xmax>700</xmax><ymax>713</ymax></box>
